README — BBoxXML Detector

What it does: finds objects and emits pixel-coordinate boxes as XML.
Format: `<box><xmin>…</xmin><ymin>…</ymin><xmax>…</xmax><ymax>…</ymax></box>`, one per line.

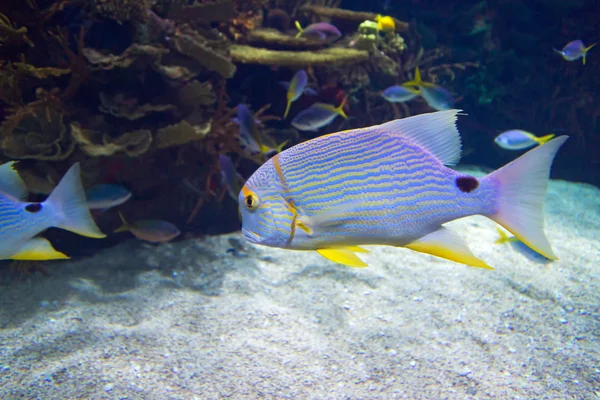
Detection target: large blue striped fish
<box><xmin>238</xmin><ymin>110</ymin><xmax>567</xmax><ymax>268</ymax></box>
<box><xmin>0</xmin><ymin>162</ymin><xmax>105</xmax><ymax>260</ymax></box>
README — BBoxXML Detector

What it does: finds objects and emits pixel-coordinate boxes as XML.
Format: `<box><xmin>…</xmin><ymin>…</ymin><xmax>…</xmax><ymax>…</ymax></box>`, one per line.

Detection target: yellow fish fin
<box><xmin>582</xmin><ymin>43</ymin><xmax>596</xmax><ymax>65</ymax></box>
<box><xmin>494</xmin><ymin>226</ymin><xmax>519</xmax><ymax>245</ymax></box>
<box><xmin>11</xmin><ymin>237</ymin><xmax>69</xmax><ymax>260</ymax></box>
<box><xmin>335</xmin><ymin>95</ymin><xmax>348</xmax><ymax>119</ymax></box>
<box><xmin>535</xmin><ymin>133</ymin><xmax>555</xmax><ymax>145</ymax></box>
<box><xmin>114</xmin><ymin>211</ymin><xmax>130</xmax><ymax>233</ymax></box>
<box><xmin>296</xmin><ymin>219</ymin><xmax>313</xmax><ymax>235</ymax></box>
<box><xmin>317</xmin><ymin>248</ymin><xmax>368</xmax><ymax>268</ymax></box>
<box><xmin>405</xmin><ymin>227</ymin><xmax>493</xmax><ymax>269</ymax></box>
<box><xmin>294</xmin><ymin>21</ymin><xmax>303</xmax><ymax>38</ymax></box>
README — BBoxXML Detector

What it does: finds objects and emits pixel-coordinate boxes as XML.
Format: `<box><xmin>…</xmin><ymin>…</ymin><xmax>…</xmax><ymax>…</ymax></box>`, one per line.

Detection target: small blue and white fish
<box><xmin>236</xmin><ymin>104</ymin><xmax>287</xmax><ymax>158</ymax></box>
<box><xmin>283</xmin><ymin>69</ymin><xmax>308</xmax><ymax>119</ymax></box>
<box><xmin>295</xmin><ymin>21</ymin><xmax>341</xmax><ymax>41</ymax></box>
<box><xmin>291</xmin><ymin>97</ymin><xmax>348</xmax><ymax>131</ymax></box>
<box><xmin>87</xmin><ymin>184</ymin><xmax>132</xmax><ymax>210</ymax></box>
<box><xmin>403</xmin><ymin>67</ymin><xmax>455</xmax><ymax>111</ymax></box>
<box><xmin>0</xmin><ymin>162</ymin><xmax>105</xmax><ymax>260</ymax></box>
<box><xmin>382</xmin><ymin>85</ymin><xmax>420</xmax><ymax>103</ymax></box>
<box><xmin>239</xmin><ymin>110</ymin><xmax>567</xmax><ymax>268</ymax></box>
<box><xmin>494</xmin><ymin>130</ymin><xmax>555</xmax><ymax>151</ymax></box>
<box><xmin>219</xmin><ymin>154</ymin><xmax>245</xmax><ymax>201</ymax></box>
<box><xmin>495</xmin><ymin>227</ymin><xmax>552</xmax><ymax>264</ymax></box>
<box><xmin>115</xmin><ymin>212</ymin><xmax>180</xmax><ymax>243</ymax></box>
<box><xmin>554</xmin><ymin>40</ymin><xmax>596</xmax><ymax>65</ymax></box>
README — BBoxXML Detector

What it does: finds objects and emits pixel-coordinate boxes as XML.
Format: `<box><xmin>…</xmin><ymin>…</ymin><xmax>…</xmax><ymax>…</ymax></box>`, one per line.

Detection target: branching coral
<box><xmin>0</xmin><ymin>12</ymin><xmax>34</xmax><ymax>47</ymax></box>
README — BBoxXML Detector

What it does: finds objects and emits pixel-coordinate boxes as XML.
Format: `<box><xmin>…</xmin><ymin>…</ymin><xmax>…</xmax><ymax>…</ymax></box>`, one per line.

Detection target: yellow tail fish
<box><xmin>238</xmin><ymin>110</ymin><xmax>567</xmax><ymax>269</ymax></box>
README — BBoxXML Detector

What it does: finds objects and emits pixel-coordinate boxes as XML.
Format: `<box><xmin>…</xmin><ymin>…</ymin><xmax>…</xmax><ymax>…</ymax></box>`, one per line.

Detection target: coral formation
<box><xmin>230</xmin><ymin>45</ymin><xmax>368</xmax><ymax>66</ymax></box>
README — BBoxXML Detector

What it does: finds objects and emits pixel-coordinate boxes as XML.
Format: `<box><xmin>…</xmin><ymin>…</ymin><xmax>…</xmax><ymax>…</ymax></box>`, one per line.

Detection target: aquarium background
<box><xmin>1</xmin><ymin>1</ymin><xmax>599</xmax><ymax>399</ymax></box>
<box><xmin>0</xmin><ymin>0</ymin><xmax>598</xmax><ymax>259</ymax></box>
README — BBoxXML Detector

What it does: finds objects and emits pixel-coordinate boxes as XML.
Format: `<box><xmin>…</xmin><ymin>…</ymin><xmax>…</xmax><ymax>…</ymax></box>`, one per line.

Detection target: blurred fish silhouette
<box><xmin>87</xmin><ymin>184</ymin><xmax>132</xmax><ymax>211</ymax></box>
<box><xmin>295</xmin><ymin>21</ymin><xmax>341</xmax><ymax>41</ymax></box>
<box><xmin>219</xmin><ymin>154</ymin><xmax>245</xmax><ymax>201</ymax></box>
<box><xmin>382</xmin><ymin>85</ymin><xmax>420</xmax><ymax>103</ymax></box>
<box><xmin>495</xmin><ymin>227</ymin><xmax>552</xmax><ymax>264</ymax></box>
<box><xmin>0</xmin><ymin>162</ymin><xmax>105</xmax><ymax>260</ymax></box>
<box><xmin>291</xmin><ymin>97</ymin><xmax>348</xmax><ymax>131</ymax></box>
<box><xmin>282</xmin><ymin>69</ymin><xmax>308</xmax><ymax>119</ymax></box>
<box><xmin>554</xmin><ymin>40</ymin><xmax>596</xmax><ymax>65</ymax></box>
<box><xmin>239</xmin><ymin>110</ymin><xmax>567</xmax><ymax>268</ymax></box>
<box><xmin>115</xmin><ymin>212</ymin><xmax>180</xmax><ymax>243</ymax></box>
<box><xmin>403</xmin><ymin>67</ymin><xmax>455</xmax><ymax>111</ymax></box>
<box><xmin>494</xmin><ymin>130</ymin><xmax>555</xmax><ymax>151</ymax></box>
<box><xmin>236</xmin><ymin>104</ymin><xmax>287</xmax><ymax>158</ymax></box>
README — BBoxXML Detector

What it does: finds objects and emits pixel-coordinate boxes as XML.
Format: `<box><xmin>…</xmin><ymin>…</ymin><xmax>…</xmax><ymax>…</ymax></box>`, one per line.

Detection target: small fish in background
<box><xmin>115</xmin><ymin>212</ymin><xmax>180</xmax><ymax>243</ymax></box>
<box><xmin>554</xmin><ymin>40</ymin><xmax>596</xmax><ymax>65</ymax></box>
<box><xmin>375</xmin><ymin>15</ymin><xmax>395</xmax><ymax>33</ymax></box>
<box><xmin>87</xmin><ymin>184</ymin><xmax>132</xmax><ymax>211</ymax></box>
<box><xmin>495</xmin><ymin>227</ymin><xmax>552</xmax><ymax>264</ymax></box>
<box><xmin>494</xmin><ymin>130</ymin><xmax>555</xmax><ymax>151</ymax></box>
<box><xmin>291</xmin><ymin>96</ymin><xmax>348</xmax><ymax>131</ymax></box>
<box><xmin>0</xmin><ymin>162</ymin><xmax>105</xmax><ymax>260</ymax></box>
<box><xmin>382</xmin><ymin>85</ymin><xmax>420</xmax><ymax>103</ymax></box>
<box><xmin>219</xmin><ymin>154</ymin><xmax>245</xmax><ymax>201</ymax></box>
<box><xmin>282</xmin><ymin>69</ymin><xmax>308</xmax><ymax>119</ymax></box>
<box><xmin>403</xmin><ymin>67</ymin><xmax>455</xmax><ymax>111</ymax></box>
<box><xmin>239</xmin><ymin>110</ymin><xmax>567</xmax><ymax>268</ymax></box>
<box><xmin>295</xmin><ymin>21</ymin><xmax>341</xmax><ymax>41</ymax></box>
<box><xmin>235</xmin><ymin>104</ymin><xmax>288</xmax><ymax>158</ymax></box>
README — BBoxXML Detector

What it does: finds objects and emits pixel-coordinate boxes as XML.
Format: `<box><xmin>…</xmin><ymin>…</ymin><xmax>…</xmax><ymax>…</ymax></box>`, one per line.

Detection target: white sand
<box><xmin>1</xmin><ymin>167</ymin><xmax>599</xmax><ymax>399</ymax></box>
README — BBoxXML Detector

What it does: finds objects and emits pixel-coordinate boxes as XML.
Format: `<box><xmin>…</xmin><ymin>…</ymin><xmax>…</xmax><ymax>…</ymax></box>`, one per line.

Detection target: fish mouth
<box><xmin>242</xmin><ymin>228</ymin><xmax>261</xmax><ymax>244</ymax></box>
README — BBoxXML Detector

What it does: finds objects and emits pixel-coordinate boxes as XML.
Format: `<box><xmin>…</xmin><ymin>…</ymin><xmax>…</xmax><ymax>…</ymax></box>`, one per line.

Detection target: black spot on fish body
<box><xmin>456</xmin><ymin>176</ymin><xmax>479</xmax><ymax>193</ymax></box>
<box><xmin>25</xmin><ymin>203</ymin><xmax>43</xmax><ymax>213</ymax></box>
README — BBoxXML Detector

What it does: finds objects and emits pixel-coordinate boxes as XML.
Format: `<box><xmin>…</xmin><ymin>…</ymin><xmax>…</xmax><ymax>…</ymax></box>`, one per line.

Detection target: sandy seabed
<box><xmin>1</xmin><ymin>167</ymin><xmax>599</xmax><ymax>400</ymax></box>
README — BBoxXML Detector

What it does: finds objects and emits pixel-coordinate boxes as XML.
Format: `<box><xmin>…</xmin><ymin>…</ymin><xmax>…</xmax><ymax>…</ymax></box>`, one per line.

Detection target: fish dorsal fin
<box><xmin>0</xmin><ymin>161</ymin><xmax>27</xmax><ymax>200</ymax></box>
<box><xmin>379</xmin><ymin>109</ymin><xmax>463</xmax><ymax>166</ymax></box>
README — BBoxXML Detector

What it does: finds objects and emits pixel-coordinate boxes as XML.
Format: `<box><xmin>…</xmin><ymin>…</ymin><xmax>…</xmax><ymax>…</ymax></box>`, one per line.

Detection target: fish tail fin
<box><xmin>402</xmin><ymin>66</ymin><xmax>423</xmax><ymax>87</ymax></box>
<box><xmin>536</xmin><ymin>133</ymin><xmax>555</xmax><ymax>145</ymax></box>
<box><xmin>583</xmin><ymin>43</ymin><xmax>596</xmax><ymax>65</ymax></box>
<box><xmin>45</xmin><ymin>163</ymin><xmax>106</xmax><ymax>239</ymax></box>
<box><xmin>295</xmin><ymin>21</ymin><xmax>303</xmax><ymax>37</ymax></box>
<box><xmin>275</xmin><ymin>140</ymin><xmax>289</xmax><ymax>153</ymax></box>
<box><xmin>114</xmin><ymin>211</ymin><xmax>130</xmax><ymax>233</ymax></box>
<box><xmin>494</xmin><ymin>226</ymin><xmax>510</xmax><ymax>244</ymax></box>
<box><xmin>335</xmin><ymin>95</ymin><xmax>348</xmax><ymax>118</ymax></box>
<box><xmin>483</xmin><ymin>136</ymin><xmax>568</xmax><ymax>260</ymax></box>
<box><xmin>553</xmin><ymin>48</ymin><xmax>563</xmax><ymax>56</ymax></box>
<box><xmin>283</xmin><ymin>100</ymin><xmax>292</xmax><ymax>119</ymax></box>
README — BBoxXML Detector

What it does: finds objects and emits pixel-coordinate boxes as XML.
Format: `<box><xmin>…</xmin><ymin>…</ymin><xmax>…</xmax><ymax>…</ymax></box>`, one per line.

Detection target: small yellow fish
<box><xmin>375</xmin><ymin>15</ymin><xmax>395</xmax><ymax>33</ymax></box>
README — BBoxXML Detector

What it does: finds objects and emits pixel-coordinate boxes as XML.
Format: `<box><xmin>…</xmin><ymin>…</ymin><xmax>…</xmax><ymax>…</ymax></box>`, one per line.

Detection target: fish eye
<box><xmin>244</xmin><ymin>193</ymin><xmax>260</xmax><ymax>211</ymax></box>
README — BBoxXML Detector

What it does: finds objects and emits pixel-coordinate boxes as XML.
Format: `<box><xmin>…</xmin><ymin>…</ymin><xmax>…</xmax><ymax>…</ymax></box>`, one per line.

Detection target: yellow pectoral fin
<box><xmin>317</xmin><ymin>248</ymin><xmax>368</xmax><ymax>268</ymax></box>
<box><xmin>536</xmin><ymin>133</ymin><xmax>555</xmax><ymax>145</ymax></box>
<box><xmin>11</xmin><ymin>238</ymin><xmax>69</xmax><ymax>261</ymax></box>
<box><xmin>405</xmin><ymin>227</ymin><xmax>493</xmax><ymax>269</ymax></box>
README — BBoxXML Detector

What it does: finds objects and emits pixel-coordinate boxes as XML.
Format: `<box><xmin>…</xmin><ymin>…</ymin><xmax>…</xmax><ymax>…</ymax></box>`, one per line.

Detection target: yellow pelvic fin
<box><xmin>11</xmin><ymin>237</ymin><xmax>69</xmax><ymax>261</ymax></box>
<box><xmin>405</xmin><ymin>227</ymin><xmax>493</xmax><ymax>269</ymax></box>
<box><xmin>317</xmin><ymin>247</ymin><xmax>368</xmax><ymax>268</ymax></box>
<box><xmin>296</xmin><ymin>219</ymin><xmax>313</xmax><ymax>235</ymax></box>
<box><xmin>535</xmin><ymin>133</ymin><xmax>555</xmax><ymax>145</ymax></box>
<box><xmin>114</xmin><ymin>211</ymin><xmax>131</xmax><ymax>233</ymax></box>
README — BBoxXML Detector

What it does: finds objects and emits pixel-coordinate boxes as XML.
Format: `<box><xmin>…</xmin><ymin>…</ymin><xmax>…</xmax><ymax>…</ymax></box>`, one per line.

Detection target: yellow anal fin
<box><xmin>317</xmin><ymin>247</ymin><xmax>368</xmax><ymax>268</ymax></box>
<box><xmin>11</xmin><ymin>237</ymin><xmax>69</xmax><ymax>261</ymax></box>
<box><xmin>405</xmin><ymin>227</ymin><xmax>492</xmax><ymax>269</ymax></box>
